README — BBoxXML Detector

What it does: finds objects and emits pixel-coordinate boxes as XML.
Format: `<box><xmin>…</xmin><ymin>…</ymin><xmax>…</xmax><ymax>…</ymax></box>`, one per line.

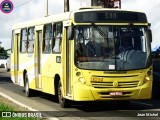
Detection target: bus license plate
<box><xmin>110</xmin><ymin>92</ymin><xmax>122</xmax><ymax>96</ymax></box>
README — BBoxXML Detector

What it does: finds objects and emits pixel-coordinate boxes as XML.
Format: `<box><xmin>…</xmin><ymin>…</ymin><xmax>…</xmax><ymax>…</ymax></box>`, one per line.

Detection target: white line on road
<box><xmin>0</xmin><ymin>92</ymin><xmax>37</xmax><ymax>111</ymax></box>
<box><xmin>131</xmin><ymin>101</ymin><xmax>154</xmax><ymax>107</ymax></box>
<box><xmin>0</xmin><ymin>92</ymin><xmax>59</xmax><ymax>120</ymax></box>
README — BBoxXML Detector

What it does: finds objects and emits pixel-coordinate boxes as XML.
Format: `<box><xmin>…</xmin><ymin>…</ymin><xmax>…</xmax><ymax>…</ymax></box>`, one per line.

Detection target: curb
<box><xmin>0</xmin><ymin>92</ymin><xmax>59</xmax><ymax>120</ymax></box>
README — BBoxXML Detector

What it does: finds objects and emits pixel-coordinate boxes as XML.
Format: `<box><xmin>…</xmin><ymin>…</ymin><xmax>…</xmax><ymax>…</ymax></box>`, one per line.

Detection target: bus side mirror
<box><xmin>148</xmin><ymin>29</ymin><xmax>152</xmax><ymax>42</ymax></box>
<box><xmin>67</xmin><ymin>26</ymin><xmax>74</xmax><ymax>40</ymax></box>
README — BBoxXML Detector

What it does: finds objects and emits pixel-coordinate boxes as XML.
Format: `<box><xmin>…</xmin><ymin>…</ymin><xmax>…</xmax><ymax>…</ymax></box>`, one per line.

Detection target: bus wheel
<box><xmin>25</xmin><ymin>75</ymin><xmax>33</xmax><ymax>97</ymax></box>
<box><xmin>58</xmin><ymin>81</ymin><xmax>70</xmax><ymax>108</ymax></box>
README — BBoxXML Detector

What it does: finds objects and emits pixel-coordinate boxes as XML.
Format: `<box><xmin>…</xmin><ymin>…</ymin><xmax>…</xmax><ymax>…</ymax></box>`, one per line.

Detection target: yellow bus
<box><xmin>11</xmin><ymin>7</ymin><xmax>152</xmax><ymax>108</ymax></box>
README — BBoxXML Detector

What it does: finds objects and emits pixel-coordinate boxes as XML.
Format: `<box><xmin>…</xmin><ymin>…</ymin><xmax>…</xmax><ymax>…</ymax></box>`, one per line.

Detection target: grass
<box><xmin>0</xmin><ymin>102</ymin><xmax>41</xmax><ymax>120</ymax></box>
<box><xmin>0</xmin><ymin>102</ymin><xmax>15</xmax><ymax>111</ymax></box>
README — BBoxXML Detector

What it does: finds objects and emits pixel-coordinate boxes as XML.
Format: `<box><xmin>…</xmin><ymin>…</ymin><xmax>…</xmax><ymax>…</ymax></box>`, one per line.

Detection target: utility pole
<box><xmin>46</xmin><ymin>0</ymin><xmax>49</xmax><ymax>17</ymax></box>
<box><xmin>91</xmin><ymin>0</ymin><xmax>98</xmax><ymax>6</ymax></box>
<box><xmin>64</xmin><ymin>0</ymin><xmax>69</xmax><ymax>12</ymax></box>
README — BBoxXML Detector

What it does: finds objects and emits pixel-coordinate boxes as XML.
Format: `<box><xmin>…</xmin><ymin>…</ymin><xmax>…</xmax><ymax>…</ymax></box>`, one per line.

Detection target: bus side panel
<box><xmin>10</xmin><ymin>54</ymin><xmax>15</xmax><ymax>83</ymax></box>
<box><xmin>40</xmin><ymin>54</ymin><xmax>62</xmax><ymax>95</ymax></box>
<box><xmin>18</xmin><ymin>54</ymin><xmax>35</xmax><ymax>88</ymax></box>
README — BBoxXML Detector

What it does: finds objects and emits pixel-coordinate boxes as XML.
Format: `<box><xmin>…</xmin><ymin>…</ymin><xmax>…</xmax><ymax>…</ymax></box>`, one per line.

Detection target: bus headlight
<box><xmin>147</xmin><ymin>71</ymin><xmax>151</xmax><ymax>76</ymax></box>
<box><xmin>143</xmin><ymin>76</ymin><xmax>150</xmax><ymax>85</ymax></box>
<box><xmin>76</xmin><ymin>72</ymin><xmax>81</xmax><ymax>77</ymax></box>
<box><xmin>145</xmin><ymin>76</ymin><xmax>150</xmax><ymax>81</ymax></box>
<box><xmin>143</xmin><ymin>70</ymin><xmax>151</xmax><ymax>84</ymax></box>
<box><xmin>78</xmin><ymin>77</ymin><xmax>86</xmax><ymax>84</ymax></box>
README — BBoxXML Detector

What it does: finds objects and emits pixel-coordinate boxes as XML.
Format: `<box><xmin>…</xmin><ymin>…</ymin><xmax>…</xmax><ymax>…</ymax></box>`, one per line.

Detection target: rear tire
<box><xmin>25</xmin><ymin>74</ymin><xmax>34</xmax><ymax>97</ymax></box>
<box><xmin>5</xmin><ymin>64</ymin><xmax>9</xmax><ymax>72</ymax></box>
<box><xmin>58</xmin><ymin>81</ymin><xmax>70</xmax><ymax>108</ymax></box>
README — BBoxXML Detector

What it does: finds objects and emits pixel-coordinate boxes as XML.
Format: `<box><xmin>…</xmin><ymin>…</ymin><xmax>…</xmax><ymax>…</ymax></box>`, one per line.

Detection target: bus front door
<box><xmin>35</xmin><ymin>31</ymin><xmax>42</xmax><ymax>89</ymax></box>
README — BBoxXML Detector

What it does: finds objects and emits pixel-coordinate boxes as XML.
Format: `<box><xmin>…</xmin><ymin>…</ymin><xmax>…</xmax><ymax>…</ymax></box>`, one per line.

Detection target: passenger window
<box><xmin>53</xmin><ymin>22</ymin><xmax>62</xmax><ymax>53</ymax></box>
<box><xmin>43</xmin><ymin>24</ymin><xmax>52</xmax><ymax>53</ymax></box>
<box><xmin>20</xmin><ymin>28</ymin><xmax>27</xmax><ymax>53</ymax></box>
<box><xmin>28</xmin><ymin>27</ymin><xmax>35</xmax><ymax>53</ymax></box>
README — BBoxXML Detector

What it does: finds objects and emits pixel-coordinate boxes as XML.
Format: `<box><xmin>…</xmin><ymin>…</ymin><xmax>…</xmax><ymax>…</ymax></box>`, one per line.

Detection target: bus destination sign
<box><xmin>74</xmin><ymin>11</ymin><xmax>147</xmax><ymax>23</ymax></box>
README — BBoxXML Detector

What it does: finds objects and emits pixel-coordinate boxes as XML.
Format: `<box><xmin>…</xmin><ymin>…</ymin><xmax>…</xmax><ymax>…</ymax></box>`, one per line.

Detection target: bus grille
<box><xmin>91</xmin><ymin>81</ymin><xmax>139</xmax><ymax>88</ymax></box>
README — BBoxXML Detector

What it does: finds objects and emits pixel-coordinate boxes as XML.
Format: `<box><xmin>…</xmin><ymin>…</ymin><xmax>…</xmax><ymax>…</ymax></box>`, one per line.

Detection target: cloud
<box><xmin>0</xmin><ymin>0</ymin><xmax>159</xmax><ymax>49</ymax></box>
<box><xmin>0</xmin><ymin>38</ymin><xmax>11</xmax><ymax>50</ymax></box>
<box><xmin>0</xmin><ymin>0</ymin><xmax>64</xmax><ymax>49</ymax></box>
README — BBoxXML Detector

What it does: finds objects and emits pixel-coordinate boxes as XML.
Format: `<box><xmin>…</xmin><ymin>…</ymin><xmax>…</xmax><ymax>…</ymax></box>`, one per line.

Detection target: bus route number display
<box><xmin>104</xmin><ymin>12</ymin><xmax>117</xmax><ymax>20</ymax></box>
<box><xmin>74</xmin><ymin>11</ymin><xmax>147</xmax><ymax>23</ymax></box>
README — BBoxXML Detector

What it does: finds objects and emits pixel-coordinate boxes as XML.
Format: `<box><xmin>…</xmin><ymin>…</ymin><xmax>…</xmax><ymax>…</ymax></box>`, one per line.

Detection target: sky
<box><xmin>0</xmin><ymin>0</ymin><xmax>159</xmax><ymax>50</ymax></box>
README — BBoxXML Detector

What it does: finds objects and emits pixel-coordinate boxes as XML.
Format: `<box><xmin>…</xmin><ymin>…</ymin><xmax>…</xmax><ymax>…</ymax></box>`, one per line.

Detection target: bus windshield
<box><xmin>74</xmin><ymin>25</ymin><xmax>151</xmax><ymax>70</ymax></box>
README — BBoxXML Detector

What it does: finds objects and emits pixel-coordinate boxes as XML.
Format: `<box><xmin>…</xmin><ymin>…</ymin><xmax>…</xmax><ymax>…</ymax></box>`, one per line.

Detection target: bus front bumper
<box><xmin>72</xmin><ymin>81</ymin><xmax>152</xmax><ymax>101</ymax></box>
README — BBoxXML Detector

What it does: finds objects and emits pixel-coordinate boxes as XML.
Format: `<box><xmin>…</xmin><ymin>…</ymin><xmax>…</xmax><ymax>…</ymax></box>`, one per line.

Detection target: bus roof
<box><xmin>72</xmin><ymin>7</ymin><xmax>145</xmax><ymax>15</ymax></box>
<box><xmin>12</xmin><ymin>12</ymin><xmax>71</xmax><ymax>29</ymax></box>
<box><xmin>12</xmin><ymin>7</ymin><xmax>146</xmax><ymax>30</ymax></box>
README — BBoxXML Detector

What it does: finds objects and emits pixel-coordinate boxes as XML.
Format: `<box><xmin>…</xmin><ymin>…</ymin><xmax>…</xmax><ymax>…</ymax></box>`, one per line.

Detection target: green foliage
<box><xmin>0</xmin><ymin>47</ymin><xmax>8</xmax><ymax>56</ymax></box>
<box><xmin>0</xmin><ymin>102</ymin><xmax>15</xmax><ymax>111</ymax></box>
<box><xmin>0</xmin><ymin>102</ymin><xmax>41</xmax><ymax>120</ymax></box>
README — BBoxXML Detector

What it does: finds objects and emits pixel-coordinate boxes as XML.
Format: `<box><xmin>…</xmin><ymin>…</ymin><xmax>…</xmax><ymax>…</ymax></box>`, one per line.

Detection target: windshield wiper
<box><xmin>92</xmin><ymin>23</ymin><xmax>108</xmax><ymax>39</ymax></box>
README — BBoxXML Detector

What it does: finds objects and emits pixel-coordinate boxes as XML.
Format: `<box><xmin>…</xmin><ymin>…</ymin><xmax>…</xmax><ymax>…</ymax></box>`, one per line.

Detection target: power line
<box><xmin>14</xmin><ymin>0</ymin><xmax>33</xmax><ymax>8</ymax></box>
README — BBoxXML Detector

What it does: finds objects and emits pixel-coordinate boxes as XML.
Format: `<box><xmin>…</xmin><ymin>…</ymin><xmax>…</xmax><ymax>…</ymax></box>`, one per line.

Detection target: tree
<box><xmin>0</xmin><ymin>47</ymin><xmax>8</xmax><ymax>56</ymax></box>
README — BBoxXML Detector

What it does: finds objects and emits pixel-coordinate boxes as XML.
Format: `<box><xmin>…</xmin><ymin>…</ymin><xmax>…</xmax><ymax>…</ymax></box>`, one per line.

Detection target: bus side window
<box><xmin>28</xmin><ymin>27</ymin><xmax>35</xmax><ymax>53</ymax></box>
<box><xmin>43</xmin><ymin>24</ymin><xmax>52</xmax><ymax>53</ymax></box>
<box><xmin>53</xmin><ymin>22</ymin><xmax>62</xmax><ymax>53</ymax></box>
<box><xmin>20</xmin><ymin>28</ymin><xmax>27</xmax><ymax>53</ymax></box>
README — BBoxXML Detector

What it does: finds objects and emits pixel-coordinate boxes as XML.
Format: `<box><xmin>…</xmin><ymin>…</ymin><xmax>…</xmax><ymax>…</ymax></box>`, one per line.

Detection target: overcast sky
<box><xmin>0</xmin><ymin>0</ymin><xmax>159</xmax><ymax>50</ymax></box>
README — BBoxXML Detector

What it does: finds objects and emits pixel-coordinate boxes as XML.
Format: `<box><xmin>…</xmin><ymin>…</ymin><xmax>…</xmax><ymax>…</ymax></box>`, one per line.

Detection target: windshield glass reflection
<box><xmin>74</xmin><ymin>25</ymin><xmax>151</xmax><ymax>70</ymax></box>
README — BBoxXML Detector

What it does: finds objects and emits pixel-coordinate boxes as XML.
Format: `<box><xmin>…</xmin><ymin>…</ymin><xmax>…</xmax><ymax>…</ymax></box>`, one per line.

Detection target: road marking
<box><xmin>154</xmin><ymin>72</ymin><xmax>160</xmax><ymax>78</ymax></box>
<box><xmin>131</xmin><ymin>101</ymin><xmax>154</xmax><ymax>107</ymax></box>
<box><xmin>0</xmin><ymin>92</ymin><xmax>37</xmax><ymax>111</ymax></box>
<box><xmin>0</xmin><ymin>92</ymin><xmax>59</xmax><ymax>120</ymax></box>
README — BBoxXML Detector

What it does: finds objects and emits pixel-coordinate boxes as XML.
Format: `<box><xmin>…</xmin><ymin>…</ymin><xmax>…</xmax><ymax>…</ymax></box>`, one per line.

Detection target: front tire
<box><xmin>58</xmin><ymin>81</ymin><xmax>70</xmax><ymax>108</ymax></box>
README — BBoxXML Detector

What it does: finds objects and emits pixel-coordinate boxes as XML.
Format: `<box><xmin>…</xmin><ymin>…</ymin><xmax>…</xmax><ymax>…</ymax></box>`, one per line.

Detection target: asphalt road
<box><xmin>0</xmin><ymin>68</ymin><xmax>160</xmax><ymax>120</ymax></box>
